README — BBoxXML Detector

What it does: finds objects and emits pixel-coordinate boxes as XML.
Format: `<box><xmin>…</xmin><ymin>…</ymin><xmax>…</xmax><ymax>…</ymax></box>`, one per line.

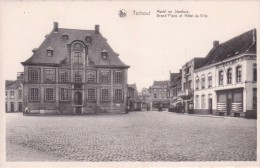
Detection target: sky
<box><xmin>0</xmin><ymin>1</ymin><xmax>259</xmax><ymax>92</ymax></box>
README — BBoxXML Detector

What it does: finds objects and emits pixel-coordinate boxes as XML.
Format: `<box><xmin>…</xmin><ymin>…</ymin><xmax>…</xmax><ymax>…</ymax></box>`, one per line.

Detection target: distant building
<box><xmin>194</xmin><ymin>29</ymin><xmax>257</xmax><ymax>118</ymax></box>
<box><xmin>149</xmin><ymin>80</ymin><xmax>170</xmax><ymax>111</ymax></box>
<box><xmin>169</xmin><ymin>70</ymin><xmax>182</xmax><ymax>112</ymax></box>
<box><xmin>139</xmin><ymin>88</ymin><xmax>151</xmax><ymax>110</ymax></box>
<box><xmin>5</xmin><ymin>73</ymin><xmax>24</xmax><ymax>112</ymax></box>
<box><xmin>180</xmin><ymin>57</ymin><xmax>204</xmax><ymax>113</ymax></box>
<box><xmin>21</xmin><ymin>22</ymin><xmax>130</xmax><ymax>115</ymax></box>
<box><xmin>127</xmin><ymin>84</ymin><xmax>142</xmax><ymax>111</ymax></box>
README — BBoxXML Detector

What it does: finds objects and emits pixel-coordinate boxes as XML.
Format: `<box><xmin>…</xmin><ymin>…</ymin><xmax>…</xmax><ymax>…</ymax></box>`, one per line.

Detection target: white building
<box><xmin>193</xmin><ymin>29</ymin><xmax>257</xmax><ymax>118</ymax></box>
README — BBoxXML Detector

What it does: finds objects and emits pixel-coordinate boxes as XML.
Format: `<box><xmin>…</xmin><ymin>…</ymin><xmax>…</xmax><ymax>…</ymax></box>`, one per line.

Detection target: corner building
<box><xmin>22</xmin><ymin>22</ymin><xmax>130</xmax><ymax>114</ymax></box>
<box><xmin>193</xmin><ymin>29</ymin><xmax>257</xmax><ymax>118</ymax></box>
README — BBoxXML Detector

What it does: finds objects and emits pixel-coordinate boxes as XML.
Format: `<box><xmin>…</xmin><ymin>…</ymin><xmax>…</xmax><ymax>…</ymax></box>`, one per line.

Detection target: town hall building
<box><xmin>21</xmin><ymin>22</ymin><xmax>130</xmax><ymax>114</ymax></box>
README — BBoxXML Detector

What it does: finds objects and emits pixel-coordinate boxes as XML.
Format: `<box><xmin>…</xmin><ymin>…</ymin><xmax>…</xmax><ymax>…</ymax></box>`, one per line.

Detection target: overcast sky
<box><xmin>1</xmin><ymin>1</ymin><xmax>259</xmax><ymax>91</ymax></box>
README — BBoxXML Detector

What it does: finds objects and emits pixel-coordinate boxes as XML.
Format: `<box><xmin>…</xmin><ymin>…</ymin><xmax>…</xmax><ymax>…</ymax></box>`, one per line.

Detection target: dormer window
<box><xmin>62</xmin><ymin>35</ymin><xmax>69</xmax><ymax>41</ymax></box>
<box><xmin>85</xmin><ymin>36</ymin><xmax>92</xmax><ymax>43</ymax></box>
<box><xmin>46</xmin><ymin>47</ymin><xmax>54</xmax><ymax>57</ymax></box>
<box><xmin>101</xmin><ymin>50</ymin><xmax>108</xmax><ymax>60</ymax></box>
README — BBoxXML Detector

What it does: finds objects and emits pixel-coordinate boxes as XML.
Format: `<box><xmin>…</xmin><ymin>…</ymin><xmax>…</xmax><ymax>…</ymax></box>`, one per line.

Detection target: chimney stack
<box><xmin>53</xmin><ymin>22</ymin><xmax>58</xmax><ymax>32</ymax></box>
<box><xmin>213</xmin><ymin>40</ymin><xmax>219</xmax><ymax>48</ymax></box>
<box><xmin>95</xmin><ymin>25</ymin><xmax>100</xmax><ymax>34</ymax></box>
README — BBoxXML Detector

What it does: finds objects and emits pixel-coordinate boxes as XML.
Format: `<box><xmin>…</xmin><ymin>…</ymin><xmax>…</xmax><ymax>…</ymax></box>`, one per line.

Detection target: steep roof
<box><xmin>128</xmin><ymin>83</ymin><xmax>137</xmax><ymax>90</ymax></box>
<box><xmin>198</xmin><ymin>29</ymin><xmax>256</xmax><ymax>68</ymax></box>
<box><xmin>22</xmin><ymin>25</ymin><xmax>129</xmax><ymax>68</ymax></box>
<box><xmin>170</xmin><ymin>73</ymin><xmax>180</xmax><ymax>82</ymax></box>
<box><xmin>152</xmin><ymin>80</ymin><xmax>169</xmax><ymax>87</ymax></box>
<box><xmin>6</xmin><ymin>80</ymin><xmax>22</xmax><ymax>90</ymax></box>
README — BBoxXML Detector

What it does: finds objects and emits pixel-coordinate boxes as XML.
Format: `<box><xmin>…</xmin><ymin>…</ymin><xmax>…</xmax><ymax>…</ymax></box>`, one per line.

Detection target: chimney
<box><xmin>95</xmin><ymin>25</ymin><xmax>100</xmax><ymax>34</ymax></box>
<box><xmin>213</xmin><ymin>40</ymin><xmax>219</xmax><ymax>48</ymax></box>
<box><xmin>53</xmin><ymin>22</ymin><xmax>58</xmax><ymax>32</ymax></box>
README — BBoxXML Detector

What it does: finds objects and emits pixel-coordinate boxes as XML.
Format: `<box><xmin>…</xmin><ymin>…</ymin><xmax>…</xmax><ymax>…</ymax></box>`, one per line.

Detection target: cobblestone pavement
<box><xmin>6</xmin><ymin>111</ymin><xmax>256</xmax><ymax>161</ymax></box>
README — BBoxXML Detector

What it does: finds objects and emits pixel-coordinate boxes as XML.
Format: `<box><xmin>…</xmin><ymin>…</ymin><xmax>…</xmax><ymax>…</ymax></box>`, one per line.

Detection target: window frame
<box><xmin>29</xmin><ymin>68</ymin><xmax>40</xmax><ymax>82</ymax></box>
<box><xmin>86</xmin><ymin>70</ymin><xmax>97</xmax><ymax>83</ymax></box>
<box><xmin>59</xmin><ymin>69</ymin><xmax>69</xmax><ymax>83</ymax></box>
<box><xmin>101</xmin><ymin>88</ymin><xmax>110</xmax><ymax>102</ymax></box>
<box><xmin>60</xmin><ymin>88</ymin><xmax>69</xmax><ymax>101</ymax></box>
<box><xmin>227</xmin><ymin>68</ymin><xmax>232</xmax><ymax>84</ymax></box>
<box><xmin>114</xmin><ymin>71</ymin><xmax>123</xmax><ymax>84</ymax></box>
<box><xmin>45</xmin><ymin>88</ymin><xmax>55</xmax><ymax>102</ymax></box>
<box><xmin>236</xmin><ymin>66</ymin><xmax>242</xmax><ymax>83</ymax></box>
<box><xmin>29</xmin><ymin>88</ymin><xmax>40</xmax><ymax>102</ymax></box>
<box><xmin>114</xmin><ymin>89</ymin><xmax>123</xmax><ymax>102</ymax></box>
<box><xmin>74</xmin><ymin>70</ymin><xmax>83</xmax><ymax>82</ymax></box>
<box><xmin>219</xmin><ymin>70</ymin><xmax>224</xmax><ymax>85</ymax></box>
<box><xmin>44</xmin><ymin>68</ymin><xmax>56</xmax><ymax>83</ymax></box>
<box><xmin>87</xmin><ymin>88</ymin><xmax>96</xmax><ymax>102</ymax></box>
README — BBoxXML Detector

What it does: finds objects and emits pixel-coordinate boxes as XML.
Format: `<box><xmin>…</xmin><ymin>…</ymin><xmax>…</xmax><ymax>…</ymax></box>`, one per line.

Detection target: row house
<box><xmin>180</xmin><ymin>58</ymin><xmax>204</xmax><ymax>113</ymax></box>
<box><xmin>149</xmin><ymin>80</ymin><xmax>170</xmax><ymax>111</ymax></box>
<box><xmin>168</xmin><ymin>70</ymin><xmax>182</xmax><ymax>111</ymax></box>
<box><xmin>5</xmin><ymin>73</ymin><xmax>24</xmax><ymax>112</ymax></box>
<box><xmin>194</xmin><ymin>29</ymin><xmax>257</xmax><ymax>118</ymax></box>
<box><xmin>21</xmin><ymin>22</ymin><xmax>130</xmax><ymax>115</ymax></box>
<box><xmin>127</xmin><ymin>84</ymin><xmax>142</xmax><ymax>111</ymax></box>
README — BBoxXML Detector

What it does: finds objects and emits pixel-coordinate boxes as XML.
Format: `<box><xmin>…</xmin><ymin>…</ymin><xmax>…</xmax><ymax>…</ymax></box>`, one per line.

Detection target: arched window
<box><xmin>72</xmin><ymin>43</ymin><xmax>84</xmax><ymax>64</ymax></box>
<box><xmin>195</xmin><ymin>77</ymin><xmax>200</xmax><ymax>90</ymax></box>
<box><xmin>207</xmin><ymin>73</ymin><xmax>212</xmax><ymax>88</ymax></box>
<box><xmin>219</xmin><ymin>70</ymin><xmax>224</xmax><ymax>85</ymax></box>
<box><xmin>227</xmin><ymin>68</ymin><xmax>232</xmax><ymax>84</ymax></box>
<box><xmin>195</xmin><ymin>95</ymin><xmax>199</xmax><ymax>109</ymax></box>
<box><xmin>201</xmin><ymin>94</ymin><xmax>205</xmax><ymax>109</ymax></box>
<box><xmin>236</xmin><ymin>66</ymin><xmax>242</xmax><ymax>82</ymax></box>
<box><xmin>201</xmin><ymin>75</ymin><xmax>205</xmax><ymax>89</ymax></box>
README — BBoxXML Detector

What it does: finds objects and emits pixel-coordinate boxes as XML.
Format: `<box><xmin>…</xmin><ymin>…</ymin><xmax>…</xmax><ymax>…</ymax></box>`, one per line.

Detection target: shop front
<box><xmin>216</xmin><ymin>88</ymin><xmax>244</xmax><ymax>117</ymax></box>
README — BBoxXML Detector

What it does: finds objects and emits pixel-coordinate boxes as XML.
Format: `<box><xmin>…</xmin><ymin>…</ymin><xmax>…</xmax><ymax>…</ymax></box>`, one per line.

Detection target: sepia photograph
<box><xmin>0</xmin><ymin>0</ymin><xmax>259</xmax><ymax>167</ymax></box>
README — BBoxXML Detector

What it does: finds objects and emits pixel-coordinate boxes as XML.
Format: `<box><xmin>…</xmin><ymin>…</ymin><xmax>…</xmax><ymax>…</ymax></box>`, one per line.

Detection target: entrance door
<box><xmin>18</xmin><ymin>102</ymin><xmax>23</xmax><ymax>112</ymax></box>
<box><xmin>10</xmin><ymin>102</ymin><xmax>14</xmax><ymax>112</ymax></box>
<box><xmin>75</xmin><ymin>107</ymin><xmax>82</xmax><ymax>114</ymax></box>
<box><xmin>208</xmin><ymin>98</ymin><xmax>212</xmax><ymax>114</ymax></box>
<box><xmin>227</xmin><ymin>93</ymin><xmax>232</xmax><ymax>116</ymax></box>
<box><xmin>74</xmin><ymin>92</ymin><xmax>82</xmax><ymax>105</ymax></box>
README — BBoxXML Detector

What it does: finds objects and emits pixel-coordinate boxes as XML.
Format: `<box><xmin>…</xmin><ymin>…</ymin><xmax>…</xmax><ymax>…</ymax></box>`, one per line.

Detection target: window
<box><xmin>219</xmin><ymin>70</ymin><xmax>224</xmax><ymax>85</ymax></box>
<box><xmin>236</xmin><ymin>66</ymin><xmax>242</xmax><ymax>82</ymax></box>
<box><xmin>45</xmin><ymin>69</ymin><xmax>55</xmax><ymax>82</ymax></box>
<box><xmin>100</xmin><ymin>71</ymin><xmax>110</xmax><ymax>83</ymax></box>
<box><xmin>47</xmin><ymin>50</ymin><xmax>53</xmax><ymax>57</ymax></box>
<box><xmin>86</xmin><ymin>70</ymin><xmax>96</xmax><ymax>83</ymax></box>
<box><xmin>10</xmin><ymin>91</ymin><xmax>14</xmax><ymax>97</ymax></box>
<box><xmin>29</xmin><ymin>69</ymin><xmax>40</xmax><ymax>82</ymax></box>
<box><xmin>62</xmin><ymin>35</ymin><xmax>69</xmax><ymax>41</ymax></box>
<box><xmin>227</xmin><ymin>68</ymin><xmax>232</xmax><ymax>84</ymax></box>
<box><xmin>72</xmin><ymin>43</ymin><xmax>84</xmax><ymax>64</ymax></box>
<box><xmin>114</xmin><ymin>71</ymin><xmax>123</xmax><ymax>83</ymax></box>
<box><xmin>18</xmin><ymin>90</ymin><xmax>22</xmax><ymax>99</ymax></box>
<box><xmin>115</xmin><ymin>89</ymin><xmax>123</xmax><ymax>101</ymax></box>
<box><xmin>253</xmin><ymin>88</ymin><xmax>257</xmax><ymax>109</ymax></box>
<box><xmin>45</xmin><ymin>88</ymin><xmax>54</xmax><ymax>101</ymax></box>
<box><xmin>60</xmin><ymin>70</ymin><xmax>69</xmax><ymax>82</ymax></box>
<box><xmin>195</xmin><ymin>95</ymin><xmax>199</xmax><ymax>109</ymax></box>
<box><xmin>185</xmin><ymin>67</ymin><xmax>190</xmax><ymax>75</ymax></box>
<box><xmin>154</xmin><ymin>94</ymin><xmax>157</xmax><ymax>98</ymax></box>
<box><xmin>85</xmin><ymin>36</ymin><xmax>91</xmax><ymax>43</ymax></box>
<box><xmin>87</xmin><ymin>88</ymin><xmax>96</xmax><ymax>101</ymax></box>
<box><xmin>101</xmin><ymin>51</ymin><xmax>108</xmax><ymax>60</ymax></box>
<box><xmin>196</xmin><ymin>79</ymin><xmax>199</xmax><ymax>90</ymax></box>
<box><xmin>253</xmin><ymin>64</ymin><xmax>257</xmax><ymax>82</ymax></box>
<box><xmin>74</xmin><ymin>70</ymin><xmax>82</xmax><ymax>82</ymax></box>
<box><xmin>101</xmin><ymin>89</ymin><xmax>109</xmax><ymax>101</ymax></box>
<box><xmin>201</xmin><ymin>95</ymin><xmax>205</xmax><ymax>109</ymax></box>
<box><xmin>201</xmin><ymin>78</ymin><xmax>205</xmax><ymax>89</ymax></box>
<box><xmin>30</xmin><ymin>88</ymin><xmax>39</xmax><ymax>101</ymax></box>
<box><xmin>74</xmin><ymin>52</ymin><xmax>82</xmax><ymax>64</ymax></box>
<box><xmin>208</xmin><ymin>76</ymin><xmax>212</xmax><ymax>88</ymax></box>
<box><xmin>60</xmin><ymin>88</ymin><xmax>69</xmax><ymax>101</ymax></box>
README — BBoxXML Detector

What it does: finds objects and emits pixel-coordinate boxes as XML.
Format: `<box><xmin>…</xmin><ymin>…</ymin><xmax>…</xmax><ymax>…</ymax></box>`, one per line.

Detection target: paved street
<box><xmin>6</xmin><ymin>111</ymin><xmax>256</xmax><ymax>161</ymax></box>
